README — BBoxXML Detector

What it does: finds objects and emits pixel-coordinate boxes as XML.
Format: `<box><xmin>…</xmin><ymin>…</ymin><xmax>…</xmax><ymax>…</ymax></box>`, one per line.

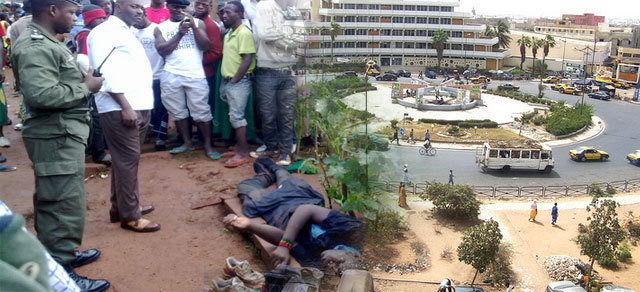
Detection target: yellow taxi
<box><xmin>551</xmin><ymin>83</ymin><xmax>566</xmax><ymax>91</ymax></box>
<box><xmin>562</xmin><ymin>86</ymin><xmax>582</xmax><ymax>95</ymax></box>
<box><xmin>471</xmin><ymin>76</ymin><xmax>490</xmax><ymax>84</ymax></box>
<box><xmin>613</xmin><ymin>82</ymin><xmax>630</xmax><ymax>89</ymax></box>
<box><xmin>569</xmin><ymin>146</ymin><xmax>610</xmax><ymax>162</ymax></box>
<box><xmin>366</xmin><ymin>68</ymin><xmax>380</xmax><ymax>77</ymax></box>
<box><xmin>627</xmin><ymin>149</ymin><xmax>640</xmax><ymax>166</ymax></box>
<box><xmin>542</xmin><ymin>76</ymin><xmax>559</xmax><ymax>83</ymax></box>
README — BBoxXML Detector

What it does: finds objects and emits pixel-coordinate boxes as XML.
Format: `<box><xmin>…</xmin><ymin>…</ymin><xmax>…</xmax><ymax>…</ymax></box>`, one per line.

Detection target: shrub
<box><xmin>390</xmin><ymin>120</ymin><xmax>399</xmax><ymax>129</ymax></box>
<box><xmin>484</xmin><ymin>243</ymin><xmax>516</xmax><ymax>287</ymax></box>
<box><xmin>598</xmin><ymin>253</ymin><xmax>618</xmax><ymax>268</ymax></box>
<box><xmin>545</xmin><ymin>103</ymin><xmax>593</xmax><ymax>136</ymax></box>
<box><xmin>617</xmin><ymin>243</ymin><xmax>632</xmax><ymax>262</ymax></box>
<box><xmin>404</xmin><ymin>116</ymin><xmax>414</xmax><ymax>121</ymax></box>
<box><xmin>420</xmin><ymin>182</ymin><xmax>481</xmax><ymax>220</ymax></box>
<box><xmin>447</xmin><ymin>126</ymin><xmax>461</xmax><ymax>135</ymax></box>
<box><xmin>418</xmin><ymin>118</ymin><xmax>497</xmax><ymax>128</ymax></box>
<box><xmin>589</xmin><ymin>183</ymin><xmax>613</xmax><ymax>198</ymax></box>
<box><xmin>532</xmin><ymin>116</ymin><xmax>547</xmax><ymax>126</ymax></box>
<box><xmin>364</xmin><ymin>209</ymin><xmax>408</xmax><ymax>246</ymax></box>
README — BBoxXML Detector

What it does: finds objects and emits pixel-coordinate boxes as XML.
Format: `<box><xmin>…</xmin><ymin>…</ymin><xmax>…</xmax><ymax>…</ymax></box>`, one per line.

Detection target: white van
<box><xmin>475</xmin><ymin>142</ymin><xmax>554</xmax><ymax>173</ymax></box>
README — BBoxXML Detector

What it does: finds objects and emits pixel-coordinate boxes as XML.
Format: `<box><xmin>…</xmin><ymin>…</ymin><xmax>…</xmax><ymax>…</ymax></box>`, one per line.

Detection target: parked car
<box><xmin>471</xmin><ymin>76</ymin><xmax>490</xmax><ymax>84</ymax></box>
<box><xmin>601</xmin><ymin>285</ymin><xmax>635</xmax><ymax>292</ymax></box>
<box><xmin>588</xmin><ymin>91</ymin><xmax>611</xmax><ymax>100</ymax></box>
<box><xmin>376</xmin><ymin>73</ymin><xmax>398</xmax><ymax>81</ymax></box>
<box><xmin>562</xmin><ymin>86</ymin><xmax>582</xmax><ymax>95</ymax></box>
<box><xmin>385</xmin><ymin>70</ymin><xmax>399</xmax><ymax>76</ymax></box>
<box><xmin>546</xmin><ymin>281</ymin><xmax>586</xmax><ymax>292</ymax></box>
<box><xmin>551</xmin><ymin>83</ymin><xmax>567</xmax><ymax>91</ymax></box>
<box><xmin>499</xmin><ymin>83</ymin><xmax>520</xmax><ymax>91</ymax></box>
<box><xmin>336</xmin><ymin>71</ymin><xmax>357</xmax><ymax>79</ymax></box>
<box><xmin>542</xmin><ymin>76</ymin><xmax>560</xmax><ymax>83</ymax></box>
<box><xmin>425</xmin><ymin>71</ymin><xmax>437</xmax><ymax>79</ymax></box>
<box><xmin>627</xmin><ymin>149</ymin><xmax>640</xmax><ymax>166</ymax></box>
<box><xmin>570</xmin><ymin>146</ymin><xmax>610</xmax><ymax>162</ymax></box>
<box><xmin>397</xmin><ymin>69</ymin><xmax>411</xmax><ymax>77</ymax></box>
<box><xmin>613</xmin><ymin>82</ymin><xmax>631</xmax><ymax>89</ymax></box>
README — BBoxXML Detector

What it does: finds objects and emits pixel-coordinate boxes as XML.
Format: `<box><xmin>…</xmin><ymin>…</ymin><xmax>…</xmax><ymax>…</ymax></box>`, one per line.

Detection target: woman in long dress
<box><xmin>529</xmin><ymin>200</ymin><xmax>538</xmax><ymax>222</ymax></box>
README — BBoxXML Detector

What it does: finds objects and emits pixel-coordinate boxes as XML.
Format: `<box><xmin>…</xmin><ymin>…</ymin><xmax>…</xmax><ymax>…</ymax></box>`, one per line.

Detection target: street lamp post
<box><xmin>561</xmin><ymin>38</ymin><xmax>566</xmax><ymax>77</ymax></box>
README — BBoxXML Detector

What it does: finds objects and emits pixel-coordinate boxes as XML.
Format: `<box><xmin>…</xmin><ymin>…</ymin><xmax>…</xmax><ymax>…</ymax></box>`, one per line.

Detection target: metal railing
<box><xmin>378</xmin><ymin>178</ymin><xmax>640</xmax><ymax>199</ymax></box>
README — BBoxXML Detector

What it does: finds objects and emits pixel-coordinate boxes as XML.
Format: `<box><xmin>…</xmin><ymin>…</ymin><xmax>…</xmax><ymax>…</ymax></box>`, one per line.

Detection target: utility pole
<box><xmin>561</xmin><ymin>38</ymin><xmax>566</xmax><ymax>77</ymax></box>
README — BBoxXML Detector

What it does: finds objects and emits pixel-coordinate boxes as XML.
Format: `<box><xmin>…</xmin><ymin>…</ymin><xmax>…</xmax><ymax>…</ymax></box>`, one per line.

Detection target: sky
<box><xmin>457</xmin><ymin>0</ymin><xmax>640</xmax><ymax>20</ymax></box>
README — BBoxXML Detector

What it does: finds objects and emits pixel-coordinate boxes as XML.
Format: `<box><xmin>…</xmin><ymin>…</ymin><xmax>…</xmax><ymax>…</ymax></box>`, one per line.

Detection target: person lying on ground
<box><xmin>223</xmin><ymin>158</ymin><xmax>363</xmax><ymax>273</ymax></box>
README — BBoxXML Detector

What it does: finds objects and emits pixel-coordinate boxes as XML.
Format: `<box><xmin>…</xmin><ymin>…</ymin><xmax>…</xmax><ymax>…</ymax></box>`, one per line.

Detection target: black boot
<box><xmin>65</xmin><ymin>267</ymin><xmax>111</xmax><ymax>292</ymax></box>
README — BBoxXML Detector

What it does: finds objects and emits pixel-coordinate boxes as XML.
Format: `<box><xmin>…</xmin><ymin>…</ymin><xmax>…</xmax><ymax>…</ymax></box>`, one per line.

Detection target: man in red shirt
<box><xmin>145</xmin><ymin>0</ymin><xmax>170</xmax><ymax>24</ymax></box>
<box><xmin>194</xmin><ymin>0</ymin><xmax>223</xmax><ymax>110</ymax></box>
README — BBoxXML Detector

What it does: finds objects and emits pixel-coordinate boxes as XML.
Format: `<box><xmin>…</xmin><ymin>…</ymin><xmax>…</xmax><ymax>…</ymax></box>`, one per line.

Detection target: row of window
<box><xmin>535</xmin><ymin>27</ymin><xmax>594</xmax><ymax>34</ymax></box>
<box><xmin>334</xmin><ymin>16</ymin><xmax>454</xmax><ymax>25</ymax></box>
<box><xmin>340</xmin><ymin>29</ymin><xmax>465</xmax><ymax>38</ymax></box>
<box><xmin>488</xmin><ymin>149</ymin><xmax>551</xmax><ymax>160</ymax></box>
<box><xmin>331</xmin><ymin>4</ymin><xmax>454</xmax><ymax>12</ymax></box>
<box><xmin>318</xmin><ymin>42</ymin><xmax>479</xmax><ymax>51</ymax></box>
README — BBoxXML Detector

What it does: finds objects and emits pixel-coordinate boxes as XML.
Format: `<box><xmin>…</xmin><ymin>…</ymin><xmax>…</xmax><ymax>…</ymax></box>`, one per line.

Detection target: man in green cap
<box><xmin>10</xmin><ymin>0</ymin><xmax>110</xmax><ymax>290</ymax></box>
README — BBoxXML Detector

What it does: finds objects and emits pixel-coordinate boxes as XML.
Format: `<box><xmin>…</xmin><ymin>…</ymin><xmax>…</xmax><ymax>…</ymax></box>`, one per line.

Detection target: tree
<box><xmin>458</xmin><ymin>219</ymin><xmax>503</xmax><ymax>286</ymax></box>
<box><xmin>432</xmin><ymin>29</ymin><xmax>449</xmax><ymax>69</ymax></box>
<box><xmin>494</xmin><ymin>20</ymin><xmax>512</xmax><ymax>49</ymax></box>
<box><xmin>419</xmin><ymin>182</ymin><xmax>481</xmax><ymax>220</ymax></box>
<box><xmin>576</xmin><ymin>199</ymin><xmax>626</xmax><ymax>291</ymax></box>
<box><xmin>530</xmin><ymin>37</ymin><xmax>543</xmax><ymax>77</ymax></box>
<box><xmin>516</xmin><ymin>35</ymin><xmax>531</xmax><ymax>70</ymax></box>
<box><xmin>541</xmin><ymin>34</ymin><xmax>556</xmax><ymax>78</ymax></box>
<box><xmin>321</xmin><ymin>21</ymin><xmax>341</xmax><ymax>65</ymax></box>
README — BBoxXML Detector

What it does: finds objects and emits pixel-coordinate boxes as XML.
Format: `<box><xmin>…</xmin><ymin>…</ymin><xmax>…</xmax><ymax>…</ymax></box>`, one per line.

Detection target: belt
<box><xmin>222</xmin><ymin>73</ymin><xmax>253</xmax><ymax>82</ymax></box>
<box><xmin>257</xmin><ymin>67</ymin><xmax>292</xmax><ymax>75</ymax></box>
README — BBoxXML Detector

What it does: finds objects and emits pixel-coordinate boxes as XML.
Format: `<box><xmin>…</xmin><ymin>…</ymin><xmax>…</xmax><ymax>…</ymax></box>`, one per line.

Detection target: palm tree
<box><xmin>531</xmin><ymin>37</ymin><xmax>543</xmax><ymax>77</ymax></box>
<box><xmin>494</xmin><ymin>20</ymin><xmax>512</xmax><ymax>49</ymax></box>
<box><xmin>541</xmin><ymin>34</ymin><xmax>556</xmax><ymax>78</ymax></box>
<box><xmin>321</xmin><ymin>21</ymin><xmax>341</xmax><ymax>65</ymax></box>
<box><xmin>516</xmin><ymin>35</ymin><xmax>531</xmax><ymax>70</ymax></box>
<box><xmin>432</xmin><ymin>29</ymin><xmax>449</xmax><ymax>69</ymax></box>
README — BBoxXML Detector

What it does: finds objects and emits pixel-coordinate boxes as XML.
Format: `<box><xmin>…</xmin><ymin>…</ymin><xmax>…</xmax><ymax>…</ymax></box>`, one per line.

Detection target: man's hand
<box><xmin>223</xmin><ymin>214</ymin><xmax>251</xmax><ymax>231</ymax></box>
<box><xmin>182</xmin><ymin>12</ymin><xmax>196</xmax><ymax>29</ymax></box>
<box><xmin>271</xmin><ymin>246</ymin><xmax>291</xmax><ymax>267</ymax></box>
<box><xmin>121</xmin><ymin>107</ymin><xmax>137</xmax><ymax>127</ymax></box>
<box><xmin>84</xmin><ymin>67</ymin><xmax>104</xmax><ymax>93</ymax></box>
<box><xmin>178</xmin><ymin>16</ymin><xmax>191</xmax><ymax>35</ymax></box>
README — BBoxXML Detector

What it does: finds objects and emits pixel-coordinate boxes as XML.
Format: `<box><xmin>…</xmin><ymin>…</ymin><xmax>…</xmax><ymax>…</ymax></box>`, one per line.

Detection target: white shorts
<box><xmin>160</xmin><ymin>71</ymin><xmax>212</xmax><ymax>122</ymax></box>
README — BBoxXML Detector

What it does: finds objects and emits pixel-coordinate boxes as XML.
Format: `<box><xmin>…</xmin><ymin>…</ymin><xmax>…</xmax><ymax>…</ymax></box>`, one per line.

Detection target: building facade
<box><xmin>562</xmin><ymin>13</ymin><xmax>605</xmax><ymax>27</ymax></box>
<box><xmin>299</xmin><ymin>0</ymin><xmax>510</xmax><ymax>70</ymax></box>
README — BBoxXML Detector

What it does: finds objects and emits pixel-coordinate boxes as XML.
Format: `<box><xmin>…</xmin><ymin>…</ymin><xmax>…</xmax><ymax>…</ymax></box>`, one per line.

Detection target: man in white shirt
<box><xmin>134</xmin><ymin>10</ymin><xmax>168</xmax><ymax>149</ymax></box>
<box><xmin>88</xmin><ymin>0</ymin><xmax>160</xmax><ymax>233</ymax></box>
<box><xmin>250</xmin><ymin>0</ymin><xmax>301</xmax><ymax>166</ymax></box>
<box><xmin>154</xmin><ymin>0</ymin><xmax>215</xmax><ymax>160</ymax></box>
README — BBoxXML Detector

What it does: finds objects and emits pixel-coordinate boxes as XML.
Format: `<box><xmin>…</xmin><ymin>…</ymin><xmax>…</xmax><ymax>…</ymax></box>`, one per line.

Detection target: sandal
<box><xmin>206</xmin><ymin>152</ymin><xmax>222</xmax><ymax>160</ymax></box>
<box><xmin>224</xmin><ymin>157</ymin><xmax>249</xmax><ymax>168</ymax></box>
<box><xmin>0</xmin><ymin>165</ymin><xmax>16</xmax><ymax>172</ymax></box>
<box><xmin>169</xmin><ymin>146</ymin><xmax>192</xmax><ymax>155</ymax></box>
<box><xmin>220</xmin><ymin>151</ymin><xmax>236</xmax><ymax>158</ymax></box>
<box><xmin>120</xmin><ymin>218</ymin><xmax>161</xmax><ymax>232</ymax></box>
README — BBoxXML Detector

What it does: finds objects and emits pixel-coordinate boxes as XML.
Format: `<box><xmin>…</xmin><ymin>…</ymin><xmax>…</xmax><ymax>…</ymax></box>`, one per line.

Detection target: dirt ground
<box><xmin>0</xmin><ymin>70</ymin><xmax>327</xmax><ymax>291</ymax></box>
<box><xmin>371</xmin><ymin>196</ymin><xmax>640</xmax><ymax>291</ymax></box>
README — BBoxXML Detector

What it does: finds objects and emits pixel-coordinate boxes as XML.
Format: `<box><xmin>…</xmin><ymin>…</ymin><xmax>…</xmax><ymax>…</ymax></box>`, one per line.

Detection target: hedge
<box><xmin>418</xmin><ymin>118</ymin><xmax>498</xmax><ymax>128</ymax></box>
<box><xmin>486</xmin><ymin>89</ymin><xmax>555</xmax><ymax>106</ymax></box>
<box><xmin>544</xmin><ymin>102</ymin><xmax>593</xmax><ymax>136</ymax></box>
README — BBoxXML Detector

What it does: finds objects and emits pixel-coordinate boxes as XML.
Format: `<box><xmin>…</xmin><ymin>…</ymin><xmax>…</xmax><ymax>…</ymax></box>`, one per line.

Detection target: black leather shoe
<box><xmin>66</xmin><ymin>268</ymin><xmax>110</xmax><ymax>292</ymax></box>
<box><xmin>69</xmin><ymin>249</ymin><xmax>101</xmax><ymax>269</ymax></box>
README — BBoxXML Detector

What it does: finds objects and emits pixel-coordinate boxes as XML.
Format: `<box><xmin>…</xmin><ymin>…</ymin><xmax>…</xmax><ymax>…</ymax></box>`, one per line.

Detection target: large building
<box><xmin>299</xmin><ymin>0</ymin><xmax>510</xmax><ymax>70</ymax></box>
<box><xmin>562</xmin><ymin>13</ymin><xmax>605</xmax><ymax>26</ymax></box>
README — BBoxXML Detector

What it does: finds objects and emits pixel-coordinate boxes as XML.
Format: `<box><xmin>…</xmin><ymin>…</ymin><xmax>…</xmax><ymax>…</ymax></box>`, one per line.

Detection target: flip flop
<box><xmin>169</xmin><ymin>146</ymin><xmax>192</xmax><ymax>155</ymax></box>
<box><xmin>224</xmin><ymin>157</ymin><xmax>249</xmax><ymax>168</ymax></box>
<box><xmin>206</xmin><ymin>152</ymin><xmax>222</xmax><ymax>160</ymax></box>
<box><xmin>220</xmin><ymin>151</ymin><xmax>236</xmax><ymax>158</ymax></box>
<box><xmin>0</xmin><ymin>157</ymin><xmax>6</xmax><ymax>163</ymax></box>
<box><xmin>0</xmin><ymin>165</ymin><xmax>17</xmax><ymax>172</ymax></box>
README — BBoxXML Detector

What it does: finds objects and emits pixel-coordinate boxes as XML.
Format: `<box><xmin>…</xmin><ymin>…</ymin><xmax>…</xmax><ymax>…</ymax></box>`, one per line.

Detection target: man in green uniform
<box><xmin>10</xmin><ymin>0</ymin><xmax>110</xmax><ymax>290</ymax></box>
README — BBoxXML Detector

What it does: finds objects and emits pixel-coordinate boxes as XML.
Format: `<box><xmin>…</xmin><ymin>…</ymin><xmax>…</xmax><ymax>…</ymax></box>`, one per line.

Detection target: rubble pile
<box><xmin>544</xmin><ymin>255</ymin><xmax>598</xmax><ymax>281</ymax></box>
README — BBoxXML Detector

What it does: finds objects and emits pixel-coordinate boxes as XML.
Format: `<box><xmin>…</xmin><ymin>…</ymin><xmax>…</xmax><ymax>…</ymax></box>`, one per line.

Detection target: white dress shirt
<box><xmin>88</xmin><ymin>16</ymin><xmax>154</xmax><ymax>114</ymax></box>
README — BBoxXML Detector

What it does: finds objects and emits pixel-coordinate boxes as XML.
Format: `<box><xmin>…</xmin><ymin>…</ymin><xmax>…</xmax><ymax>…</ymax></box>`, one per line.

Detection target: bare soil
<box><xmin>377</xmin><ymin>121</ymin><xmax>526</xmax><ymax>143</ymax></box>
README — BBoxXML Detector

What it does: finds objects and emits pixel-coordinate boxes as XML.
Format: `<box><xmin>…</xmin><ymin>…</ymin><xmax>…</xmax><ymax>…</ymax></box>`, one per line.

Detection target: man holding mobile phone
<box><xmin>154</xmin><ymin>0</ymin><xmax>215</xmax><ymax>160</ymax></box>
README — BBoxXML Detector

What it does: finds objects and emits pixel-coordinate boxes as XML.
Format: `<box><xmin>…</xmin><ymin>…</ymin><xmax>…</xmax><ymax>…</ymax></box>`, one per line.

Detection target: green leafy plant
<box><xmin>616</xmin><ymin>243</ymin><xmax>632</xmax><ymax>262</ymax></box>
<box><xmin>447</xmin><ymin>126</ymin><xmax>461</xmax><ymax>135</ymax></box>
<box><xmin>420</xmin><ymin>183</ymin><xmax>481</xmax><ymax>220</ymax></box>
<box><xmin>364</xmin><ymin>209</ymin><xmax>408</xmax><ymax>246</ymax></box>
<box><xmin>545</xmin><ymin>102</ymin><xmax>593</xmax><ymax>136</ymax></box>
<box><xmin>457</xmin><ymin>219</ymin><xmax>503</xmax><ymax>286</ymax></box>
<box><xmin>484</xmin><ymin>243</ymin><xmax>516</xmax><ymax>288</ymax></box>
<box><xmin>576</xmin><ymin>199</ymin><xmax>626</xmax><ymax>290</ymax></box>
<box><xmin>589</xmin><ymin>183</ymin><xmax>613</xmax><ymax>198</ymax></box>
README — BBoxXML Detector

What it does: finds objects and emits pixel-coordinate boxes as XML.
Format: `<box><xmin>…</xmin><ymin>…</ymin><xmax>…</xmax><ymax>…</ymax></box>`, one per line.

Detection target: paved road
<box><xmin>380</xmin><ymin>77</ymin><xmax>640</xmax><ymax>186</ymax></box>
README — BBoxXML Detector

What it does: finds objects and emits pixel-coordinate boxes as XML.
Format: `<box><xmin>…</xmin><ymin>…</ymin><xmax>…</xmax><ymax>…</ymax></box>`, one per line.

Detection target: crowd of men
<box><xmin>1</xmin><ymin>0</ymin><xmax>304</xmax><ymax>290</ymax></box>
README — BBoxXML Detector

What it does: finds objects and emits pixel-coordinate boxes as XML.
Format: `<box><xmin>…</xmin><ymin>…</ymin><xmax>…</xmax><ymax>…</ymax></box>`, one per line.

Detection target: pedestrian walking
<box><xmin>551</xmin><ymin>202</ymin><xmax>558</xmax><ymax>225</ymax></box>
<box><xmin>448</xmin><ymin>170</ymin><xmax>454</xmax><ymax>185</ymax></box>
<box><xmin>529</xmin><ymin>200</ymin><xmax>538</xmax><ymax>222</ymax></box>
<box><xmin>391</xmin><ymin>128</ymin><xmax>399</xmax><ymax>145</ymax></box>
<box><xmin>11</xmin><ymin>0</ymin><xmax>110</xmax><ymax>288</ymax></box>
<box><xmin>437</xmin><ymin>278</ymin><xmax>454</xmax><ymax>292</ymax></box>
<box><xmin>402</xmin><ymin>164</ymin><xmax>410</xmax><ymax>185</ymax></box>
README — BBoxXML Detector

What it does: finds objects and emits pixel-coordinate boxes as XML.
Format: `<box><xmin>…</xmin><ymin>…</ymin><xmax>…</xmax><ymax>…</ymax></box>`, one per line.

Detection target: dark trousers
<box><xmin>88</xmin><ymin>104</ymin><xmax>107</xmax><ymax>161</ymax></box>
<box><xmin>255</xmin><ymin>68</ymin><xmax>297</xmax><ymax>154</ymax></box>
<box><xmin>149</xmin><ymin>79</ymin><xmax>168</xmax><ymax>140</ymax></box>
<box><xmin>237</xmin><ymin>167</ymin><xmax>291</xmax><ymax>200</ymax></box>
<box><xmin>100</xmin><ymin>110</ymin><xmax>150</xmax><ymax>222</ymax></box>
<box><xmin>23</xmin><ymin>135</ymin><xmax>86</xmax><ymax>265</ymax></box>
